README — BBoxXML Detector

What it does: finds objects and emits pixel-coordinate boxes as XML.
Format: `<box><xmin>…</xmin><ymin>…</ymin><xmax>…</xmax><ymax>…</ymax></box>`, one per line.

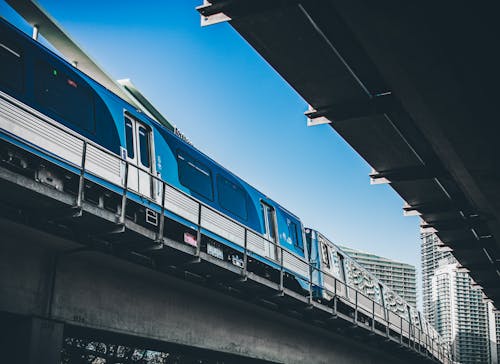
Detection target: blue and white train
<box><xmin>0</xmin><ymin>17</ymin><xmax>449</xmax><ymax>361</ymax></box>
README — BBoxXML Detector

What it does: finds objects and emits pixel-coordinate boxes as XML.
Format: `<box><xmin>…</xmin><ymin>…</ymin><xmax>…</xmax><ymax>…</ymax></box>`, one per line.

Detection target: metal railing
<box><xmin>0</xmin><ymin>92</ymin><xmax>452</xmax><ymax>363</ymax></box>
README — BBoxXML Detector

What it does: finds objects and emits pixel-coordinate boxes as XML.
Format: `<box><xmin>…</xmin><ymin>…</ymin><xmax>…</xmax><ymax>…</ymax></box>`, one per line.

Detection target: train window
<box><xmin>261</xmin><ymin>202</ymin><xmax>276</xmax><ymax>242</ymax></box>
<box><xmin>125</xmin><ymin>118</ymin><xmax>135</xmax><ymax>159</ymax></box>
<box><xmin>288</xmin><ymin>220</ymin><xmax>302</xmax><ymax>251</ymax></box>
<box><xmin>217</xmin><ymin>176</ymin><xmax>247</xmax><ymax>220</ymax></box>
<box><xmin>177</xmin><ymin>152</ymin><xmax>213</xmax><ymax>200</ymax></box>
<box><xmin>138</xmin><ymin>126</ymin><xmax>150</xmax><ymax>168</ymax></box>
<box><xmin>338</xmin><ymin>254</ymin><xmax>347</xmax><ymax>282</ymax></box>
<box><xmin>0</xmin><ymin>39</ymin><xmax>23</xmax><ymax>93</ymax></box>
<box><xmin>321</xmin><ymin>243</ymin><xmax>331</xmax><ymax>269</ymax></box>
<box><xmin>332</xmin><ymin>252</ymin><xmax>341</xmax><ymax>278</ymax></box>
<box><xmin>35</xmin><ymin>61</ymin><xmax>95</xmax><ymax>133</ymax></box>
<box><xmin>267</xmin><ymin>207</ymin><xmax>276</xmax><ymax>241</ymax></box>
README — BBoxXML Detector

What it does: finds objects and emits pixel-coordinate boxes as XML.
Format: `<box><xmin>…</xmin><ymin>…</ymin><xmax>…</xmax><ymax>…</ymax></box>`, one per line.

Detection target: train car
<box><xmin>0</xmin><ymin>17</ymin><xmax>451</xmax><ymax>361</ymax></box>
<box><xmin>305</xmin><ymin>228</ymin><xmax>449</xmax><ymax>352</ymax></box>
<box><xmin>0</xmin><ymin>17</ymin><xmax>309</xmax><ymax>291</ymax></box>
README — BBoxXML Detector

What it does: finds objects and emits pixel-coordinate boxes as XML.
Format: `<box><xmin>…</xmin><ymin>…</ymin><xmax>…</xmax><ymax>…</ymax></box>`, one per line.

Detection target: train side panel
<box><xmin>0</xmin><ymin>17</ymin><xmax>309</xmax><ymax>290</ymax></box>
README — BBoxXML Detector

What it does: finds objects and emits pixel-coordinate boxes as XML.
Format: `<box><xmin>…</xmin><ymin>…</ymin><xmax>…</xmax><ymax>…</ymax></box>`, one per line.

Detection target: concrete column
<box><xmin>2</xmin><ymin>316</ymin><xmax>64</xmax><ymax>364</ymax></box>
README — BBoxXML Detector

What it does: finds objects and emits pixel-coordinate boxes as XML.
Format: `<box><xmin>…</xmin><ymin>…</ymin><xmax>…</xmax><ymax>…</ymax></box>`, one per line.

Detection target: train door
<box><xmin>337</xmin><ymin>253</ymin><xmax>348</xmax><ymax>298</ymax></box>
<box><xmin>319</xmin><ymin>239</ymin><xmax>335</xmax><ymax>294</ymax></box>
<box><xmin>261</xmin><ymin>202</ymin><xmax>277</xmax><ymax>259</ymax></box>
<box><xmin>124</xmin><ymin>115</ymin><xmax>153</xmax><ymax>198</ymax></box>
<box><xmin>320</xmin><ymin>241</ymin><xmax>330</xmax><ymax>268</ymax></box>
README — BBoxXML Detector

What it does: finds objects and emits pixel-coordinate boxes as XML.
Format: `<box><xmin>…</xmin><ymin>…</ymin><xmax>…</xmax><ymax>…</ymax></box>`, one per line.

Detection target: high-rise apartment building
<box><xmin>422</xmin><ymin>231</ymin><xmax>498</xmax><ymax>363</ymax></box>
<box><xmin>491</xmin><ymin>309</ymin><xmax>499</xmax><ymax>364</ymax></box>
<box><xmin>496</xmin><ymin>311</ymin><xmax>500</xmax><ymax>363</ymax></box>
<box><xmin>421</xmin><ymin>232</ymin><xmax>452</xmax><ymax>322</ymax></box>
<box><xmin>431</xmin><ymin>261</ymin><xmax>493</xmax><ymax>363</ymax></box>
<box><xmin>340</xmin><ymin>246</ymin><xmax>417</xmax><ymax>308</ymax></box>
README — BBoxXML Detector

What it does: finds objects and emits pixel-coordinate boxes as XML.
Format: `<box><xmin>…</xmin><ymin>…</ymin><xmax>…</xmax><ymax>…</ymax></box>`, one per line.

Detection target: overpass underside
<box><xmin>197</xmin><ymin>0</ymin><xmax>500</xmax><ymax>305</ymax></box>
<box><xmin>0</xmin><ymin>143</ymin><xmax>437</xmax><ymax>363</ymax></box>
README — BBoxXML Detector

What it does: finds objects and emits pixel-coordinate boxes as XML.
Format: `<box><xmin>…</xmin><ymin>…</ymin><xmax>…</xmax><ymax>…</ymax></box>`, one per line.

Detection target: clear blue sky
<box><xmin>1</xmin><ymin>0</ymin><xmax>422</xmax><ymax>298</ymax></box>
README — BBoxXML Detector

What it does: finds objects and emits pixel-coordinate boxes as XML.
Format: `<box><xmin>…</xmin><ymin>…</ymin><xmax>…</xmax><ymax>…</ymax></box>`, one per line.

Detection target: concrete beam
<box><xmin>0</xmin><ymin>218</ymin><xmax>417</xmax><ymax>364</ymax></box>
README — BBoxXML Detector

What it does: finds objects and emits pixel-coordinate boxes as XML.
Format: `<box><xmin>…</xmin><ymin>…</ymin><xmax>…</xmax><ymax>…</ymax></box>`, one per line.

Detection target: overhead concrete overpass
<box><xmin>197</xmin><ymin>0</ymin><xmax>500</xmax><ymax>306</ymax></box>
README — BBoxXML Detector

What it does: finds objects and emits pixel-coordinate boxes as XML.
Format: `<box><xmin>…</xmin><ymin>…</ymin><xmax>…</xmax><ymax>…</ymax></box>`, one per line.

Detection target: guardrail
<box><xmin>0</xmin><ymin>92</ymin><xmax>451</xmax><ymax>363</ymax></box>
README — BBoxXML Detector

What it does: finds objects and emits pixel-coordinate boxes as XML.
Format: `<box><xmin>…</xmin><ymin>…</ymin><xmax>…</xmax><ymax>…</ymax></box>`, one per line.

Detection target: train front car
<box><xmin>0</xmin><ymin>17</ymin><xmax>310</xmax><ymax>294</ymax></box>
<box><xmin>0</xmin><ymin>17</ymin><xmax>165</xmax><ymax>228</ymax></box>
<box><xmin>0</xmin><ymin>18</ymin><xmax>123</xmax><ymax>188</ymax></box>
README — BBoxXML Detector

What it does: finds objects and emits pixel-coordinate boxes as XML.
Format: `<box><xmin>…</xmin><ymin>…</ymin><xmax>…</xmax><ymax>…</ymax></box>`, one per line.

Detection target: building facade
<box><xmin>340</xmin><ymin>246</ymin><xmax>417</xmax><ymax>308</ymax></box>
<box><xmin>422</xmin><ymin>231</ymin><xmax>498</xmax><ymax>363</ymax></box>
<box><xmin>421</xmin><ymin>232</ymin><xmax>452</xmax><ymax>322</ymax></box>
<box><xmin>496</xmin><ymin>311</ymin><xmax>500</xmax><ymax>363</ymax></box>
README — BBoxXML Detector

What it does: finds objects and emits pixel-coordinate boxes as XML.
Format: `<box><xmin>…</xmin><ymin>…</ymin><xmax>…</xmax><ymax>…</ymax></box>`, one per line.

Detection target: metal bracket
<box><xmin>196</xmin><ymin>1</ymin><xmax>231</xmax><ymax>27</ymax></box>
<box><xmin>306</xmin><ymin>92</ymin><xmax>396</xmax><ymax>127</ymax></box>
<box><xmin>306</xmin><ymin>105</ymin><xmax>332</xmax><ymax>126</ymax></box>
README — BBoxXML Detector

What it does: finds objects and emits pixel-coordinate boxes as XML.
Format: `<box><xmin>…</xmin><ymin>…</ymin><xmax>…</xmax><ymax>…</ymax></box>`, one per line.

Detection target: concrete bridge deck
<box><xmin>0</xmin><ymin>160</ymin><xmax>437</xmax><ymax>363</ymax></box>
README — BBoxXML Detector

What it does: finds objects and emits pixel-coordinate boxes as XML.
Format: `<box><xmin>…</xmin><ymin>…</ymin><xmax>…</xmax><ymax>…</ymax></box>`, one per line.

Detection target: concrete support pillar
<box><xmin>2</xmin><ymin>316</ymin><xmax>64</xmax><ymax>364</ymax></box>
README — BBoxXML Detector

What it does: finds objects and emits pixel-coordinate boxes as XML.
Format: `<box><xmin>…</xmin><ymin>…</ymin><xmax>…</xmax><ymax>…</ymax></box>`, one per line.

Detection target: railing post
<box><xmin>242</xmin><ymin>229</ymin><xmax>248</xmax><ymax>280</ymax></box>
<box><xmin>195</xmin><ymin>203</ymin><xmax>202</xmax><ymax>257</ymax></box>
<box><xmin>119</xmin><ymin>162</ymin><xmax>129</xmax><ymax>225</ymax></box>
<box><xmin>414</xmin><ymin>326</ymin><xmax>417</xmax><ymax>350</ymax></box>
<box><xmin>333</xmin><ymin>291</ymin><xmax>338</xmax><ymax>316</ymax></box>
<box><xmin>385</xmin><ymin>309</ymin><xmax>390</xmax><ymax>339</ymax></box>
<box><xmin>371</xmin><ymin>299</ymin><xmax>375</xmax><ymax>332</ymax></box>
<box><xmin>400</xmin><ymin>316</ymin><xmax>403</xmax><ymax>345</ymax></box>
<box><xmin>307</xmin><ymin>262</ymin><xmax>313</xmax><ymax>303</ymax></box>
<box><xmin>156</xmin><ymin>181</ymin><xmax>166</xmax><ymax>243</ymax></box>
<box><xmin>418</xmin><ymin>328</ymin><xmax>421</xmax><ymax>353</ymax></box>
<box><xmin>407</xmin><ymin>324</ymin><xmax>411</xmax><ymax>349</ymax></box>
<box><xmin>331</xmin><ymin>277</ymin><xmax>338</xmax><ymax>317</ymax></box>
<box><xmin>353</xmin><ymin>290</ymin><xmax>358</xmax><ymax>325</ymax></box>
<box><xmin>409</xmin><ymin>324</ymin><xmax>413</xmax><ymax>350</ymax></box>
<box><xmin>75</xmin><ymin>142</ymin><xmax>87</xmax><ymax>208</ymax></box>
<box><xmin>279</xmin><ymin>246</ymin><xmax>284</xmax><ymax>293</ymax></box>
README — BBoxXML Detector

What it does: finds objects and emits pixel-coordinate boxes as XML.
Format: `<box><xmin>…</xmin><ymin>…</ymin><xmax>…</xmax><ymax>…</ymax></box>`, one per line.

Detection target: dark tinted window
<box><xmin>138</xmin><ymin>126</ymin><xmax>150</xmax><ymax>168</ymax></box>
<box><xmin>262</xmin><ymin>203</ymin><xmax>276</xmax><ymax>241</ymax></box>
<box><xmin>338</xmin><ymin>254</ymin><xmax>346</xmax><ymax>281</ymax></box>
<box><xmin>177</xmin><ymin>152</ymin><xmax>213</xmax><ymax>200</ymax></box>
<box><xmin>217</xmin><ymin>176</ymin><xmax>247</xmax><ymax>220</ymax></box>
<box><xmin>35</xmin><ymin>61</ymin><xmax>95</xmax><ymax>133</ymax></box>
<box><xmin>0</xmin><ymin>40</ymin><xmax>23</xmax><ymax>93</ymax></box>
<box><xmin>321</xmin><ymin>243</ymin><xmax>330</xmax><ymax>269</ymax></box>
<box><xmin>125</xmin><ymin>118</ymin><xmax>134</xmax><ymax>159</ymax></box>
<box><xmin>288</xmin><ymin>220</ymin><xmax>302</xmax><ymax>250</ymax></box>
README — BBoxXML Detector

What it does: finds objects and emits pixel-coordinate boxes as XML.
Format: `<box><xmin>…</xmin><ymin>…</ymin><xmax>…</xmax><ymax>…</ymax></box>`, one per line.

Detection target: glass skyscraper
<box><xmin>422</xmin><ymin>231</ymin><xmax>498</xmax><ymax>363</ymax></box>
